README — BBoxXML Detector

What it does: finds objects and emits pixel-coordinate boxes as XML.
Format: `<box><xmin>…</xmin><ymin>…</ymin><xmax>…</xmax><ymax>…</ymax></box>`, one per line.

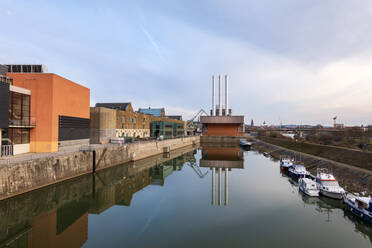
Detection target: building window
<box><xmin>121</xmin><ymin>116</ymin><xmax>125</xmax><ymax>122</ymax></box>
<box><xmin>133</xmin><ymin>124</ymin><xmax>136</xmax><ymax>129</ymax></box>
<box><xmin>3</xmin><ymin>128</ymin><xmax>30</xmax><ymax>145</ymax></box>
<box><xmin>122</xmin><ymin>124</ymin><xmax>124</xmax><ymax>129</ymax></box>
<box><xmin>9</xmin><ymin>92</ymin><xmax>30</xmax><ymax>126</ymax></box>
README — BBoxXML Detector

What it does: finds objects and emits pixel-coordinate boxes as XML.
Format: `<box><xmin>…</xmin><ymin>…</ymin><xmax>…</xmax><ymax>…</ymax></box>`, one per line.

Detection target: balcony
<box><xmin>1</xmin><ymin>145</ymin><xmax>13</xmax><ymax>157</ymax></box>
<box><xmin>9</xmin><ymin>117</ymin><xmax>36</xmax><ymax>128</ymax></box>
<box><xmin>0</xmin><ymin>75</ymin><xmax>13</xmax><ymax>85</ymax></box>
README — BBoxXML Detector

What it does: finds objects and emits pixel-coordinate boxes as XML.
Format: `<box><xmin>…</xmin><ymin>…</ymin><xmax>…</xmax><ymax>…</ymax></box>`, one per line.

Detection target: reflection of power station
<box><xmin>200</xmin><ymin>146</ymin><xmax>244</xmax><ymax>206</ymax></box>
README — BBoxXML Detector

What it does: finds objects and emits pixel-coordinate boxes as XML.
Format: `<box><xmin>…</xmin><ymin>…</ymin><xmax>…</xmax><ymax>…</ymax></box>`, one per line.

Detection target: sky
<box><xmin>1</xmin><ymin>0</ymin><xmax>372</xmax><ymax>126</ymax></box>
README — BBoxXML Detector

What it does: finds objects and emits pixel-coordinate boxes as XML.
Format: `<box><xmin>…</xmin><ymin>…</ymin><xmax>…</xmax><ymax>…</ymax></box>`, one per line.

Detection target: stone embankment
<box><xmin>259</xmin><ymin>136</ymin><xmax>372</xmax><ymax>171</ymax></box>
<box><xmin>253</xmin><ymin>140</ymin><xmax>372</xmax><ymax>195</ymax></box>
<box><xmin>0</xmin><ymin>136</ymin><xmax>200</xmax><ymax>201</ymax></box>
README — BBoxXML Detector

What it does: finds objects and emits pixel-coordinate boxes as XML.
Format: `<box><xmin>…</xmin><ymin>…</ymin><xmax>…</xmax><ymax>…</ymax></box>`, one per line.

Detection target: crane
<box><xmin>186</xmin><ymin>109</ymin><xmax>208</xmax><ymax>128</ymax></box>
<box><xmin>333</xmin><ymin>116</ymin><xmax>337</xmax><ymax>128</ymax></box>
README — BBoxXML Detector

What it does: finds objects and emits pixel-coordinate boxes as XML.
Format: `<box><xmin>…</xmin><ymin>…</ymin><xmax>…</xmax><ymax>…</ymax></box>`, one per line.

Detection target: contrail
<box><xmin>140</xmin><ymin>25</ymin><xmax>165</xmax><ymax>62</ymax></box>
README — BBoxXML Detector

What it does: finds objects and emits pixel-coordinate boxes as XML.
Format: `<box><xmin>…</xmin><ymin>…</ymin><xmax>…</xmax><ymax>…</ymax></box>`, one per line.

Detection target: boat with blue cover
<box><xmin>288</xmin><ymin>164</ymin><xmax>310</xmax><ymax>179</ymax></box>
<box><xmin>344</xmin><ymin>193</ymin><xmax>372</xmax><ymax>224</ymax></box>
<box><xmin>280</xmin><ymin>156</ymin><xmax>293</xmax><ymax>172</ymax></box>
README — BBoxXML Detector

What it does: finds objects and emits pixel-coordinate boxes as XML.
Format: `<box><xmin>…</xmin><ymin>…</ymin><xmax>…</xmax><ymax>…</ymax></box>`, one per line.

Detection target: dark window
<box><xmin>0</xmin><ymin>81</ymin><xmax>10</xmax><ymax>128</ymax></box>
<box><xmin>9</xmin><ymin>92</ymin><xmax>30</xmax><ymax>126</ymax></box>
<box><xmin>4</xmin><ymin>128</ymin><xmax>30</xmax><ymax>144</ymax></box>
<box><xmin>58</xmin><ymin>116</ymin><xmax>90</xmax><ymax>141</ymax></box>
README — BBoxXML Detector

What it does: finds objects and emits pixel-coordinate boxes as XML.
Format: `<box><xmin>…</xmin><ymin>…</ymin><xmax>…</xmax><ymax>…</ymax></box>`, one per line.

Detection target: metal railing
<box><xmin>1</xmin><ymin>145</ymin><xmax>13</xmax><ymax>157</ymax></box>
<box><xmin>9</xmin><ymin>117</ymin><xmax>36</xmax><ymax>127</ymax></box>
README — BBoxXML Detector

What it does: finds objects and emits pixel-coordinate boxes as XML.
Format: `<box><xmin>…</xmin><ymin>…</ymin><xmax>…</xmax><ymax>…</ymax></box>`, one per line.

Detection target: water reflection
<box><xmin>199</xmin><ymin>145</ymin><xmax>244</xmax><ymax>206</ymax></box>
<box><xmin>1</xmin><ymin>146</ymin><xmax>372</xmax><ymax>248</ymax></box>
<box><xmin>0</xmin><ymin>146</ymin><xmax>196</xmax><ymax>248</ymax></box>
<box><xmin>295</xmin><ymin>178</ymin><xmax>372</xmax><ymax>243</ymax></box>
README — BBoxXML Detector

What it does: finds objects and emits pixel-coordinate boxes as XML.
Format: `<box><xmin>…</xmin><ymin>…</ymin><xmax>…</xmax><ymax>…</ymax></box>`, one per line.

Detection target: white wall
<box><xmin>13</xmin><ymin>144</ymin><xmax>30</xmax><ymax>155</ymax></box>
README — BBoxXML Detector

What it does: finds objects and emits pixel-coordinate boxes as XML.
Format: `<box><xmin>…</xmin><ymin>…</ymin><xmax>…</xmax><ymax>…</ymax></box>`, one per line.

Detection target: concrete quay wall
<box><xmin>200</xmin><ymin>136</ymin><xmax>242</xmax><ymax>144</ymax></box>
<box><xmin>0</xmin><ymin>136</ymin><xmax>200</xmax><ymax>201</ymax></box>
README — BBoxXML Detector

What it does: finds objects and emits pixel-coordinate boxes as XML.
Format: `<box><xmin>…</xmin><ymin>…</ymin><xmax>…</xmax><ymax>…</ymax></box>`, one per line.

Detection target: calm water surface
<box><xmin>1</xmin><ymin>145</ymin><xmax>372</xmax><ymax>248</ymax></box>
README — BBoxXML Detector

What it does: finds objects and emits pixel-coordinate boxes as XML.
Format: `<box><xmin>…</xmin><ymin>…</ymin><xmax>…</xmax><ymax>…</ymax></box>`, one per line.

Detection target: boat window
<box><xmin>322</xmin><ymin>181</ymin><xmax>340</xmax><ymax>187</ymax></box>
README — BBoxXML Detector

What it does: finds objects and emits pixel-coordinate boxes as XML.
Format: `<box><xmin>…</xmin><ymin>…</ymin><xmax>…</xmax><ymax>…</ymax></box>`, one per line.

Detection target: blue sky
<box><xmin>1</xmin><ymin>0</ymin><xmax>372</xmax><ymax>126</ymax></box>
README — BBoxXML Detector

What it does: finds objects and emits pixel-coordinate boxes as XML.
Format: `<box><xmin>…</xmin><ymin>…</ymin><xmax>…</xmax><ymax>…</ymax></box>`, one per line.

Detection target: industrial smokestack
<box><xmin>219</xmin><ymin>75</ymin><xmax>223</xmax><ymax>116</ymax></box>
<box><xmin>225</xmin><ymin>75</ymin><xmax>229</xmax><ymax>116</ymax></box>
<box><xmin>212</xmin><ymin>76</ymin><xmax>216</xmax><ymax>116</ymax></box>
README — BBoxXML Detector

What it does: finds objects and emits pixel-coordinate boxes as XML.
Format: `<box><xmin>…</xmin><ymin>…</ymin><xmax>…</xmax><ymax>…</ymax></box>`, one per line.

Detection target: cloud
<box><xmin>1</xmin><ymin>1</ymin><xmax>372</xmax><ymax>126</ymax></box>
<box><xmin>6</xmin><ymin>10</ymin><xmax>12</xmax><ymax>15</ymax></box>
<box><xmin>140</xmin><ymin>25</ymin><xmax>166</xmax><ymax>62</ymax></box>
<box><xmin>165</xmin><ymin>106</ymin><xmax>198</xmax><ymax>120</ymax></box>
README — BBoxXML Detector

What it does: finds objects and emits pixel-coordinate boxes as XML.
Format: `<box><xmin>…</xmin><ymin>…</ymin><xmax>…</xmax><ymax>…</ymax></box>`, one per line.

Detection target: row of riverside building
<box><xmin>0</xmin><ymin>64</ymin><xmax>186</xmax><ymax>157</ymax></box>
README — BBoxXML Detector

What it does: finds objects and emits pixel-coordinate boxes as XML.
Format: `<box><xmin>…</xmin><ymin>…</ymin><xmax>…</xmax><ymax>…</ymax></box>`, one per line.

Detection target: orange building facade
<box><xmin>8</xmin><ymin>73</ymin><xmax>90</xmax><ymax>153</ymax></box>
<box><xmin>200</xmin><ymin>116</ymin><xmax>245</xmax><ymax>137</ymax></box>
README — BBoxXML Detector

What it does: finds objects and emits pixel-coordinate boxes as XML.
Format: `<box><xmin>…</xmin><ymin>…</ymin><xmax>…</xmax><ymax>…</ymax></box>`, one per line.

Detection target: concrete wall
<box><xmin>0</xmin><ymin>136</ymin><xmax>200</xmax><ymax>201</ymax></box>
<box><xmin>94</xmin><ymin>136</ymin><xmax>200</xmax><ymax>171</ymax></box>
<box><xmin>0</xmin><ymin>150</ymin><xmax>93</xmax><ymax>200</ymax></box>
<box><xmin>201</xmin><ymin>136</ymin><xmax>241</xmax><ymax>144</ymax></box>
<box><xmin>90</xmin><ymin>107</ymin><xmax>117</xmax><ymax>144</ymax></box>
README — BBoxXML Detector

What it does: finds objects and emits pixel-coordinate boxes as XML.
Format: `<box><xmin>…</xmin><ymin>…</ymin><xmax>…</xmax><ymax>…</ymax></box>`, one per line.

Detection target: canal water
<box><xmin>1</xmin><ymin>145</ymin><xmax>372</xmax><ymax>248</ymax></box>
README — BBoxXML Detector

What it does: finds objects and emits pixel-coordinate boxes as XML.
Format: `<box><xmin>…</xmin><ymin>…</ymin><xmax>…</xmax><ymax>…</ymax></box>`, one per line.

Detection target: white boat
<box><xmin>316</xmin><ymin>168</ymin><xmax>345</xmax><ymax>199</ymax></box>
<box><xmin>288</xmin><ymin>164</ymin><xmax>310</xmax><ymax>179</ymax></box>
<box><xmin>279</xmin><ymin>156</ymin><xmax>293</xmax><ymax>172</ymax></box>
<box><xmin>239</xmin><ymin>139</ymin><xmax>252</xmax><ymax>148</ymax></box>
<box><xmin>344</xmin><ymin>193</ymin><xmax>372</xmax><ymax>224</ymax></box>
<box><xmin>299</xmin><ymin>178</ymin><xmax>319</xmax><ymax>197</ymax></box>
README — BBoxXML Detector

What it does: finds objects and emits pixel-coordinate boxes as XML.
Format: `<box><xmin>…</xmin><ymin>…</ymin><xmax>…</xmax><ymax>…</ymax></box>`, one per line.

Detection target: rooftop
<box><xmin>95</xmin><ymin>102</ymin><xmax>131</xmax><ymax>111</ymax></box>
<box><xmin>0</xmin><ymin>65</ymin><xmax>8</xmax><ymax>75</ymax></box>
<box><xmin>138</xmin><ymin>107</ymin><xmax>164</xmax><ymax>117</ymax></box>
<box><xmin>200</xmin><ymin>116</ymin><xmax>244</xmax><ymax>124</ymax></box>
<box><xmin>6</xmin><ymin>64</ymin><xmax>47</xmax><ymax>73</ymax></box>
<box><xmin>166</xmin><ymin>115</ymin><xmax>183</xmax><ymax>121</ymax></box>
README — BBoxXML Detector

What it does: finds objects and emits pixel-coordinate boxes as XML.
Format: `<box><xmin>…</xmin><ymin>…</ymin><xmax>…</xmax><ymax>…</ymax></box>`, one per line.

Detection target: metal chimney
<box><xmin>225</xmin><ymin>75</ymin><xmax>229</xmax><ymax>116</ymax></box>
<box><xmin>219</xmin><ymin>75</ymin><xmax>223</xmax><ymax>116</ymax></box>
<box><xmin>212</xmin><ymin>76</ymin><xmax>216</xmax><ymax>116</ymax></box>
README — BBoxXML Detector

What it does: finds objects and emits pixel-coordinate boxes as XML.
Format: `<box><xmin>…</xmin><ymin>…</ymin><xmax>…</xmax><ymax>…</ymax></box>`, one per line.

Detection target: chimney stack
<box><xmin>212</xmin><ymin>76</ymin><xmax>216</xmax><ymax>116</ymax></box>
<box><xmin>225</xmin><ymin>75</ymin><xmax>229</xmax><ymax>116</ymax></box>
<box><xmin>219</xmin><ymin>75</ymin><xmax>223</xmax><ymax>116</ymax></box>
<box><xmin>211</xmin><ymin>74</ymin><xmax>229</xmax><ymax>116</ymax></box>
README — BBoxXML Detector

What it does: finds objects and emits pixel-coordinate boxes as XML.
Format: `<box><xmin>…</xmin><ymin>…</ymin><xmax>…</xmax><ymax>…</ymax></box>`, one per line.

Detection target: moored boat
<box><xmin>316</xmin><ymin>168</ymin><xmax>345</xmax><ymax>200</ymax></box>
<box><xmin>344</xmin><ymin>193</ymin><xmax>372</xmax><ymax>224</ymax></box>
<box><xmin>280</xmin><ymin>156</ymin><xmax>293</xmax><ymax>172</ymax></box>
<box><xmin>239</xmin><ymin>139</ymin><xmax>252</xmax><ymax>149</ymax></box>
<box><xmin>288</xmin><ymin>164</ymin><xmax>310</xmax><ymax>179</ymax></box>
<box><xmin>299</xmin><ymin>178</ymin><xmax>319</xmax><ymax>197</ymax></box>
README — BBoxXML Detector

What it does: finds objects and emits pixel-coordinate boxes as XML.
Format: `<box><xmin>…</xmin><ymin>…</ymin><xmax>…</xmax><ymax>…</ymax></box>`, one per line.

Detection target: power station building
<box><xmin>200</xmin><ymin>75</ymin><xmax>245</xmax><ymax>137</ymax></box>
